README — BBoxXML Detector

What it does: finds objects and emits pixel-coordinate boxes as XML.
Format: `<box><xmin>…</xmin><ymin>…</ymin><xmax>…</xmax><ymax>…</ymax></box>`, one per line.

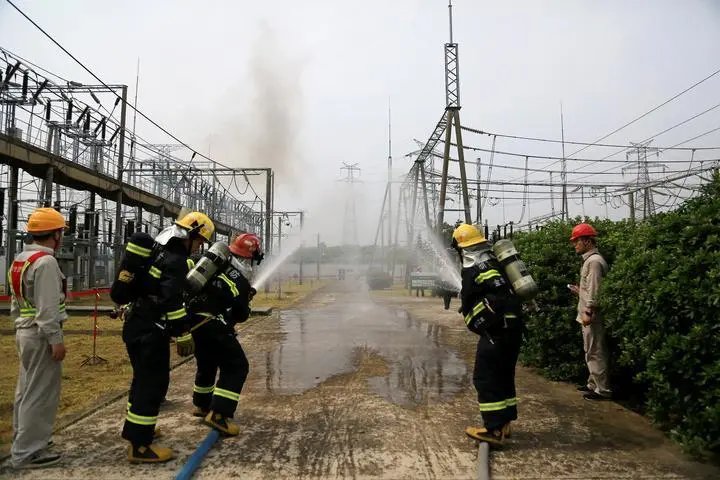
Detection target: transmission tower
<box><xmin>625</xmin><ymin>141</ymin><xmax>662</xmax><ymax>220</ymax></box>
<box><xmin>437</xmin><ymin>0</ymin><xmax>472</xmax><ymax>231</ymax></box>
<box><xmin>339</xmin><ymin>162</ymin><xmax>361</xmax><ymax>245</ymax></box>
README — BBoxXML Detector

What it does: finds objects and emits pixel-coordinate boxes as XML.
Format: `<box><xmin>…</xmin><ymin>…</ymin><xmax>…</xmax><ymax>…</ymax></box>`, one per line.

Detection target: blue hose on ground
<box><xmin>175</xmin><ymin>429</ymin><xmax>221</xmax><ymax>480</ymax></box>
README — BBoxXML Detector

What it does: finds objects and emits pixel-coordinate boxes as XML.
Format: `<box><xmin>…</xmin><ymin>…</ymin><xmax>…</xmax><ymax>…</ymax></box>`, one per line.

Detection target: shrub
<box><xmin>513</xmin><ymin>174</ymin><xmax>720</xmax><ymax>456</ymax></box>
<box><xmin>601</xmin><ymin>177</ymin><xmax>720</xmax><ymax>456</ymax></box>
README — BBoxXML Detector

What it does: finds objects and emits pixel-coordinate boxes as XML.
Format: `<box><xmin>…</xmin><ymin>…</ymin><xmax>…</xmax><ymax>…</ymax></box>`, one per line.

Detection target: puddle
<box><xmin>255</xmin><ymin>296</ymin><xmax>469</xmax><ymax>406</ymax></box>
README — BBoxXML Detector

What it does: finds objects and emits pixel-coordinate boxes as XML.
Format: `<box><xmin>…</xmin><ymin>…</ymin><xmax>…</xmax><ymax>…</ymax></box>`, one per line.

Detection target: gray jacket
<box><xmin>576</xmin><ymin>248</ymin><xmax>608</xmax><ymax>324</ymax></box>
<box><xmin>10</xmin><ymin>244</ymin><xmax>67</xmax><ymax>344</ymax></box>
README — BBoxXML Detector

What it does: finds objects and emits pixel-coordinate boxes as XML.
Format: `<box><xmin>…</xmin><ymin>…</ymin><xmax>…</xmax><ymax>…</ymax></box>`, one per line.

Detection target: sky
<box><xmin>1</xmin><ymin>0</ymin><xmax>720</xmax><ymax>246</ymax></box>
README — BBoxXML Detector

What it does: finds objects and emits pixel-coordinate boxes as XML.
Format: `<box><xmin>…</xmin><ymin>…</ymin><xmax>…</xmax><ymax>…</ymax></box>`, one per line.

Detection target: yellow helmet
<box><xmin>175</xmin><ymin>211</ymin><xmax>215</xmax><ymax>242</ymax></box>
<box><xmin>26</xmin><ymin>207</ymin><xmax>67</xmax><ymax>234</ymax></box>
<box><xmin>453</xmin><ymin>223</ymin><xmax>486</xmax><ymax>248</ymax></box>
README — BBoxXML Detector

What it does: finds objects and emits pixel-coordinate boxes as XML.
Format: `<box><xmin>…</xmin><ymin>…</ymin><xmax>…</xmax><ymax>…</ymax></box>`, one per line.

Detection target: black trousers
<box><xmin>122</xmin><ymin>320</ymin><xmax>170</xmax><ymax>446</ymax></box>
<box><xmin>472</xmin><ymin>316</ymin><xmax>523</xmax><ymax>431</ymax></box>
<box><xmin>192</xmin><ymin>320</ymin><xmax>249</xmax><ymax>417</ymax></box>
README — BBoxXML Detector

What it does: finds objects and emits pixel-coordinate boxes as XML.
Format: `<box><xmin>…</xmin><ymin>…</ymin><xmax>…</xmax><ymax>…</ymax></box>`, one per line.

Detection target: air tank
<box><xmin>492</xmin><ymin>239</ymin><xmax>538</xmax><ymax>300</ymax></box>
<box><xmin>186</xmin><ymin>241</ymin><xmax>231</xmax><ymax>294</ymax></box>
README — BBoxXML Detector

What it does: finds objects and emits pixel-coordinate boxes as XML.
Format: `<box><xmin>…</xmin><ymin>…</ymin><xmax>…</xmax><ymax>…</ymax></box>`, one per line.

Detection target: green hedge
<box><xmin>513</xmin><ymin>175</ymin><xmax>720</xmax><ymax>457</ymax></box>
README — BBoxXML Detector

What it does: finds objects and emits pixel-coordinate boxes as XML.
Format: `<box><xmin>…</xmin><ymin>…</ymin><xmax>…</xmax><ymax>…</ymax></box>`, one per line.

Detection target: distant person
<box><xmin>10</xmin><ymin>208</ymin><xmax>68</xmax><ymax>469</ymax></box>
<box><xmin>568</xmin><ymin>223</ymin><xmax>612</xmax><ymax>400</ymax></box>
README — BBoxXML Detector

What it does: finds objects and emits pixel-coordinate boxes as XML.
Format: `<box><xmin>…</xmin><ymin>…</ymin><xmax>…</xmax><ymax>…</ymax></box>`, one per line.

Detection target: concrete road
<box><xmin>1</xmin><ymin>280</ymin><xmax>717</xmax><ymax>479</ymax></box>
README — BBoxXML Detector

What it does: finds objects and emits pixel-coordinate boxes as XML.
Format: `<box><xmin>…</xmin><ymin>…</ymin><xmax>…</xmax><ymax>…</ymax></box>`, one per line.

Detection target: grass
<box><xmin>0</xmin><ymin>331</ymin><xmax>156</xmax><ymax>446</ymax></box>
<box><xmin>0</xmin><ymin>278</ymin><xmax>329</xmax><ymax>448</ymax></box>
<box><xmin>252</xmin><ymin>278</ymin><xmax>331</xmax><ymax>309</ymax></box>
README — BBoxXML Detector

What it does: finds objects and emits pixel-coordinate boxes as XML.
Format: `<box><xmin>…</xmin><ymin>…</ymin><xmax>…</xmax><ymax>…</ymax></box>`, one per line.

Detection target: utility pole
<box><xmin>5</xmin><ymin>167</ymin><xmax>18</xmax><ymax>276</ymax></box>
<box><xmin>298</xmin><ymin>211</ymin><xmax>305</xmax><ymax>284</ymax></box>
<box><xmin>277</xmin><ymin>216</ymin><xmax>282</xmax><ymax>299</ymax></box>
<box><xmin>560</xmin><ymin>102</ymin><xmax>568</xmax><ymax>222</ymax></box>
<box><xmin>339</xmin><ymin>162</ymin><xmax>361</xmax><ymax>245</ymax></box>
<box><xmin>387</xmin><ymin>103</ymin><xmax>393</xmax><ymax>273</ymax></box>
<box><xmin>437</xmin><ymin>0</ymin><xmax>472</xmax><ymax>232</ymax></box>
<box><xmin>316</xmin><ymin>233</ymin><xmax>321</xmax><ymax>280</ymax></box>
<box><xmin>264</xmin><ymin>168</ymin><xmax>273</xmax><ymax>255</ymax></box>
<box><xmin>475</xmin><ymin>157</ymin><xmax>482</xmax><ymax>224</ymax></box>
<box><xmin>114</xmin><ymin>85</ymin><xmax>128</xmax><ymax>272</ymax></box>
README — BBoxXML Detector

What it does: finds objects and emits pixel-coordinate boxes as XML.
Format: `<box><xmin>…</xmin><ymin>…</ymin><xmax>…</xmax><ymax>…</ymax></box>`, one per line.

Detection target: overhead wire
<box><xmin>460</xmin><ymin>125</ymin><xmax>720</xmax><ymax>151</ymax></box>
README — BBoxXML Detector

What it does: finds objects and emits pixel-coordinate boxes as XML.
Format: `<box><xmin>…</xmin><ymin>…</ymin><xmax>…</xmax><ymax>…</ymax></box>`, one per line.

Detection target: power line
<box><xmin>461</xmin><ymin>125</ymin><xmax>720</xmax><ymax>151</ymax></box>
<box><xmin>426</xmin><ymin>150</ymin><xmax>700</xmax><ymax>176</ymax></box>
<box><xmin>441</xmin><ymin>141</ymin><xmax>709</xmax><ymax>164</ymax></box>
<box><xmin>567</xmin><ymin>101</ymin><xmax>720</xmax><ymax>174</ymax></box>
<box><xmin>569</xmin><ymin>126</ymin><xmax>720</xmax><ymax>183</ymax></box>
<box><xmin>564</xmin><ymin>66</ymin><xmax>720</xmax><ymax>158</ymax></box>
<box><xmin>495</xmin><ymin>65</ymin><xmax>720</xmax><ymax>181</ymax></box>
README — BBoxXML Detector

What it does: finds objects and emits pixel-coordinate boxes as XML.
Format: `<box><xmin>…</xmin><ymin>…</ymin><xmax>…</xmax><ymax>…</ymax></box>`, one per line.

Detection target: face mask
<box><xmin>230</xmin><ymin>255</ymin><xmax>254</xmax><ymax>282</ymax></box>
<box><xmin>461</xmin><ymin>244</ymin><xmax>492</xmax><ymax>269</ymax></box>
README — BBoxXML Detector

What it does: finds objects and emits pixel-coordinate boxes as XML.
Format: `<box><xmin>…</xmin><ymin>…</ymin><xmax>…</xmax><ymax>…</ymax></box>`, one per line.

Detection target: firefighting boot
<box><xmin>204</xmin><ymin>411</ymin><xmax>240</xmax><ymax>436</ymax></box>
<box><xmin>465</xmin><ymin>425</ymin><xmax>505</xmax><ymax>448</ymax></box>
<box><xmin>192</xmin><ymin>406</ymin><xmax>210</xmax><ymax>418</ymax></box>
<box><xmin>127</xmin><ymin>444</ymin><xmax>174</xmax><ymax>463</ymax></box>
<box><xmin>502</xmin><ymin>422</ymin><xmax>512</xmax><ymax>438</ymax></box>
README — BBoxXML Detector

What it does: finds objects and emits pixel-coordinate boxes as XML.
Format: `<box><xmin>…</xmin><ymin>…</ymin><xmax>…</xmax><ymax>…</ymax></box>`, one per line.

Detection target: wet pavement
<box><xmin>1</xmin><ymin>280</ymin><xmax>718</xmax><ymax>479</ymax></box>
<box><xmin>261</xmin><ymin>299</ymin><xmax>468</xmax><ymax>406</ymax></box>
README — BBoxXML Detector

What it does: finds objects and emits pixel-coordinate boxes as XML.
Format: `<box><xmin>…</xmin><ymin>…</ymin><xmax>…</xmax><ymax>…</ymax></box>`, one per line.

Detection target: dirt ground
<box><xmin>0</xmin><ymin>280</ymin><xmax>717</xmax><ymax>479</ymax></box>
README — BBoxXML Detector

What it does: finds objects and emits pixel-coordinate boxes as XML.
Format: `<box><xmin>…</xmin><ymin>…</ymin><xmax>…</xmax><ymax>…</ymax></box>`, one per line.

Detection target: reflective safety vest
<box><xmin>8</xmin><ymin>251</ymin><xmax>66</xmax><ymax>318</ymax></box>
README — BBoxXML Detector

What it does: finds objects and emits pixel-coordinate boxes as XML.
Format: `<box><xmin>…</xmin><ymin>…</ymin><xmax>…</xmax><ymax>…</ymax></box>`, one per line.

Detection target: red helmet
<box><xmin>570</xmin><ymin>223</ymin><xmax>598</xmax><ymax>241</ymax></box>
<box><xmin>230</xmin><ymin>233</ymin><xmax>262</xmax><ymax>258</ymax></box>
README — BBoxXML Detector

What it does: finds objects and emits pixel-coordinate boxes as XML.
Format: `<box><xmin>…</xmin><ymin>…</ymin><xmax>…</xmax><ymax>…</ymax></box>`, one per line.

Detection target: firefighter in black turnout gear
<box><xmin>182</xmin><ymin>232</ymin><xmax>264</xmax><ymax>436</ymax></box>
<box><xmin>453</xmin><ymin>223</ymin><xmax>523</xmax><ymax>448</ymax></box>
<box><xmin>112</xmin><ymin>211</ymin><xmax>215</xmax><ymax>463</ymax></box>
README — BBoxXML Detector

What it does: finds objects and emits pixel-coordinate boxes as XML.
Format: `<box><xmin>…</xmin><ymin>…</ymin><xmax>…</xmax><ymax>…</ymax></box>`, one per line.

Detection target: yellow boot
<box><xmin>192</xmin><ymin>406</ymin><xmax>209</xmax><ymax>418</ymax></box>
<box><xmin>204</xmin><ymin>411</ymin><xmax>239</xmax><ymax>437</ymax></box>
<box><xmin>127</xmin><ymin>444</ymin><xmax>174</xmax><ymax>463</ymax></box>
<box><xmin>465</xmin><ymin>425</ymin><xmax>505</xmax><ymax>448</ymax></box>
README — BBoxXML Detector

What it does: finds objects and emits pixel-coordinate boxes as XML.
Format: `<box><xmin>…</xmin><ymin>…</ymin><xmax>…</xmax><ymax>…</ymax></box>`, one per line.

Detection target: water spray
<box><xmin>251</xmin><ymin>235</ymin><xmax>304</xmax><ymax>291</ymax></box>
<box><xmin>416</xmin><ymin>227</ymin><xmax>462</xmax><ymax>292</ymax></box>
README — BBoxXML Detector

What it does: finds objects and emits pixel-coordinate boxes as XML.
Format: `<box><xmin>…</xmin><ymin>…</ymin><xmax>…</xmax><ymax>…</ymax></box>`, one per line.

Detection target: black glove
<box><xmin>186</xmin><ymin>293</ymin><xmax>209</xmax><ymax>313</ymax></box>
<box><xmin>249</xmin><ymin>287</ymin><xmax>257</xmax><ymax>300</ymax></box>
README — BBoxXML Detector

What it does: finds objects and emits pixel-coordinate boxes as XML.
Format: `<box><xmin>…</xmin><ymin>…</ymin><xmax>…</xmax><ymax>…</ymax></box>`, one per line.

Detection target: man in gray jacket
<box><xmin>9</xmin><ymin>208</ymin><xmax>68</xmax><ymax>468</ymax></box>
<box><xmin>568</xmin><ymin>223</ymin><xmax>612</xmax><ymax>400</ymax></box>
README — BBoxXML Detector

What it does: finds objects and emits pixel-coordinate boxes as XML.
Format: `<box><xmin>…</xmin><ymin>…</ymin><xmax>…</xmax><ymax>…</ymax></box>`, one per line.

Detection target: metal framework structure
<box><xmin>0</xmin><ymin>47</ymin><xmax>271</xmax><ymax>289</ymax></box>
<box><xmin>624</xmin><ymin>141</ymin><xmax>662</xmax><ymax>220</ymax></box>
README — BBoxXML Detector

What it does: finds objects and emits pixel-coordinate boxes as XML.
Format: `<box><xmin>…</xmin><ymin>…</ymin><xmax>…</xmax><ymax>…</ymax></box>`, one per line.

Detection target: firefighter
<box><xmin>453</xmin><ymin>223</ymin><xmax>523</xmax><ymax>448</ymax></box>
<box><xmin>9</xmin><ymin>208</ymin><xmax>68</xmax><ymax>469</ymax></box>
<box><xmin>182</xmin><ymin>233</ymin><xmax>263</xmax><ymax>436</ymax></box>
<box><xmin>118</xmin><ymin>211</ymin><xmax>214</xmax><ymax>463</ymax></box>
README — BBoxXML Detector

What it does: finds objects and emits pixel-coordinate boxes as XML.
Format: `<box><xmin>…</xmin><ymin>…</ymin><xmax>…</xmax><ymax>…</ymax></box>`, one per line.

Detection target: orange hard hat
<box><xmin>229</xmin><ymin>233</ymin><xmax>262</xmax><ymax>258</ymax></box>
<box><xmin>570</xmin><ymin>223</ymin><xmax>597</xmax><ymax>241</ymax></box>
<box><xmin>26</xmin><ymin>208</ymin><xmax>67</xmax><ymax>234</ymax></box>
